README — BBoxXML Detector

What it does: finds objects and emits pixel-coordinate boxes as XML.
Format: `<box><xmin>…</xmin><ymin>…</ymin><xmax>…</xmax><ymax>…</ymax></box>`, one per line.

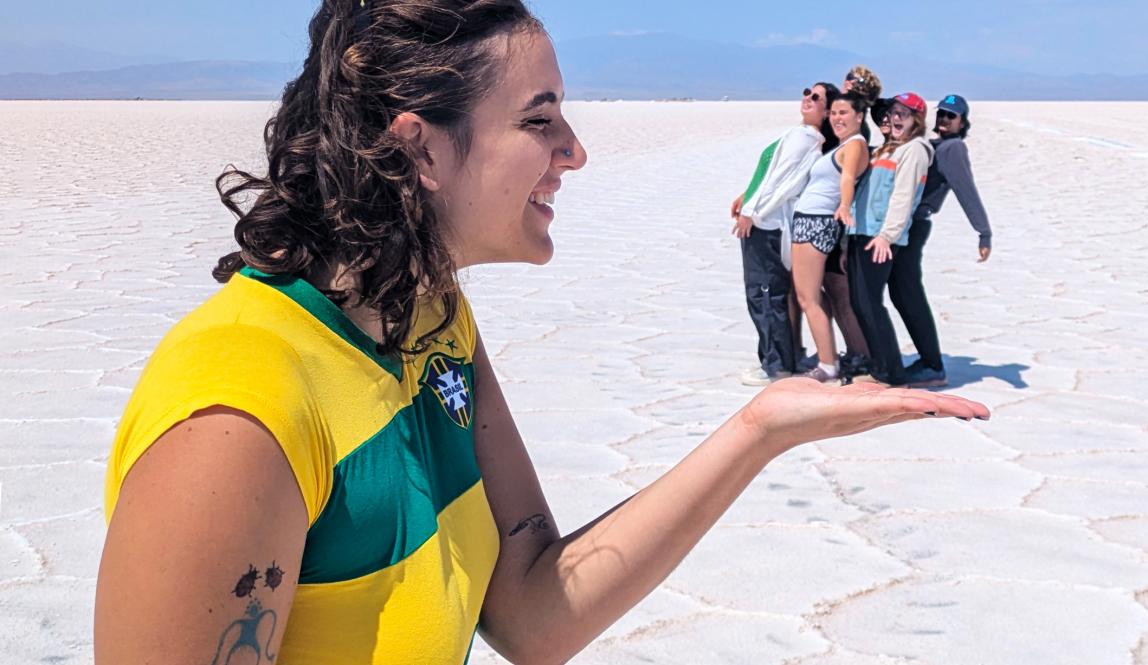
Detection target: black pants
<box><xmin>741</xmin><ymin>227</ymin><xmax>795</xmax><ymax>374</ymax></box>
<box><xmin>847</xmin><ymin>235</ymin><xmax>906</xmax><ymax>384</ymax></box>
<box><xmin>889</xmin><ymin>216</ymin><xmax>943</xmax><ymax>371</ymax></box>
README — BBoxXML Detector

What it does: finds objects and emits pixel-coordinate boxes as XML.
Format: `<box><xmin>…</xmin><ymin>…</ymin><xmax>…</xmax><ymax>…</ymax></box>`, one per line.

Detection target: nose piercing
<box><xmin>562</xmin><ymin>148</ymin><xmax>573</xmax><ymax>158</ymax></box>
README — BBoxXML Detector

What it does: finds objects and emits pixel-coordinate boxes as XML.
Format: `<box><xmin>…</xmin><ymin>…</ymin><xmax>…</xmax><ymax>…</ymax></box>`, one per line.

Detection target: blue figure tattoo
<box><xmin>211</xmin><ymin>597</ymin><xmax>278</xmax><ymax>664</ymax></box>
<box><xmin>211</xmin><ymin>563</ymin><xmax>283</xmax><ymax>664</ymax></box>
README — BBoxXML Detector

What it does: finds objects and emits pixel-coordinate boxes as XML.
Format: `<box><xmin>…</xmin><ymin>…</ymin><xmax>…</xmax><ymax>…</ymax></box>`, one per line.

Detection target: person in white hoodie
<box><xmin>847</xmin><ymin>92</ymin><xmax>935</xmax><ymax>386</ymax></box>
<box><xmin>731</xmin><ymin>83</ymin><xmax>838</xmax><ymax>386</ymax></box>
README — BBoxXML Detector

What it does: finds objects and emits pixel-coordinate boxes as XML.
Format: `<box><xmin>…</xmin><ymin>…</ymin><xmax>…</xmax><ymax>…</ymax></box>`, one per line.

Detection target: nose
<box><xmin>555</xmin><ymin>120</ymin><xmax>588</xmax><ymax>172</ymax></box>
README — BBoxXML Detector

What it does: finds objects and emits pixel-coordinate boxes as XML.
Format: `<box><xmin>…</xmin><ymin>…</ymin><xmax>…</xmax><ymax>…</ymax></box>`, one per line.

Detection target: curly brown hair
<box><xmin>213</xmin><ymin>0</ymin><xmax>541</xmax><ymax>357</ymax></box>
<box><xmin>846</xmin><ymin>65</ymin><xmax>882</xmax><ymax>105</ymax></box>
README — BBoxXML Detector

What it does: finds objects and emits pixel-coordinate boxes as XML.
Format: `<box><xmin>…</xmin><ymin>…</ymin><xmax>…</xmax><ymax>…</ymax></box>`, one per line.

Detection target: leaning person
<box><xmin>789</xmin><ymin>91</ymin><xmax>871</xmax><ymax>382</ymax></box>
<box><xmin>848</xmin><ymin>92</ymin><xmax>936</xmax><ymax>386</ymax></box>
<box><xmin>892</xmin><ymin>94</ymin><xmax>993</xmax><ymax>388</ymax></box>
<box><xmin>95</xmin><ymin>5</ymin><xmax>987</xmax><ymax>664</ymax></box>
<box><xmin>731</xmin><ymin>83</ymin><xmax>837</xmax><ymax>386</ymax></box>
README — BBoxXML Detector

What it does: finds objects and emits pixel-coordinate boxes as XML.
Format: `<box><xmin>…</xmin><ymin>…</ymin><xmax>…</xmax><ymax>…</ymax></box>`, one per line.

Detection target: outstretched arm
<box><xmin>475</xmin><ymin>332</ymin><xmax>988</xmax><ymax>664</ymax></box>
<box><xmin>937</xmin><ymin>140</ymin><xmax>993</xmax><ymax>258</ymax></box>
<box><xmin>95</xmin><ymin>407</ymin><xmax>308</xmax><ymax>665</ymax></box>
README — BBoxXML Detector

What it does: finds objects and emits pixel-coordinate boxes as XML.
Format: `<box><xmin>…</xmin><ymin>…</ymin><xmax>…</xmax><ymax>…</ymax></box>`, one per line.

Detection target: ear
<box><xmin>389</xmin><ymin>112</ymin><xmax>446</xmax><ymax>192</ymax></box>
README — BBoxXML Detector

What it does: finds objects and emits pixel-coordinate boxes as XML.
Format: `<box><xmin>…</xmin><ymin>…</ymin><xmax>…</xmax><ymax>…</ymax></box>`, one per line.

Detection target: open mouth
<box><xmin>528</xmin><ymin>191</ymin><xmax>557</xmax><ymax>220</ymax></box>
<box><xmin>529</xmin><ymin>192</ymin><xmax>555</xmax><ymax>206</ymax></box>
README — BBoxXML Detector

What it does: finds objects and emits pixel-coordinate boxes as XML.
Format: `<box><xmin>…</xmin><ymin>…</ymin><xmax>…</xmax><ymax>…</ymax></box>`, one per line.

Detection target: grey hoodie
<box><xmin>915</xmin><ymin>135</ymin><xmax>993</xmax><ymax>249</ymax></box>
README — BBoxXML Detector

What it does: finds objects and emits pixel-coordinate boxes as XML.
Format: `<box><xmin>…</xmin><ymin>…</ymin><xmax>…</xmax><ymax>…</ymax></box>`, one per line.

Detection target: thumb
<box><xmin>864</xmin><ymin>238</ymin><xmax>876</xmax><ymax>251</ymax></box>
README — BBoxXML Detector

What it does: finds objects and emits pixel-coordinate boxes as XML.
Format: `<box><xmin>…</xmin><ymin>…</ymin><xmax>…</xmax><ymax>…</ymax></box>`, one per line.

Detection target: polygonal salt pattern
<box><xmin>4</xmin><ymin>101</ymin><xmax>1148</xmax><ymax>663</ymax></box>
<box><xmin>817</xmin><ymin>578</ymin><xmax>1148</xmax><ymax>665</ymax></box>
<box><xmin>854</xmin><ymin>509</ymin><xmax>1148</xmax><ymax>587</ymax></box>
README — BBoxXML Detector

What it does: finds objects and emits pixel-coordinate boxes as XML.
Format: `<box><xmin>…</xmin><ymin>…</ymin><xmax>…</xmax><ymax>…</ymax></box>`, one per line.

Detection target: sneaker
<box><xmin>740</xmin><ymin>366</ymin><xmax>793</xmax><ymax>386</ymax></box>
<box><xmin>796</xmin><ymin>353</ymin><xmax>819</xmax><ymax>372</ymax></box>
<box><xmin>800</xmin><ymin>366</ymin><xmax>840</xmax><ymax>383</ymax></box>
<box><xmin>906</xmin><ymin>363</ymin><xmax>948</xmax><ymax>389</ymax></box>
<box><xmin>839</xmin><ymin>352</ymin><xmax>872</xmax><ymax>379</ymax></box>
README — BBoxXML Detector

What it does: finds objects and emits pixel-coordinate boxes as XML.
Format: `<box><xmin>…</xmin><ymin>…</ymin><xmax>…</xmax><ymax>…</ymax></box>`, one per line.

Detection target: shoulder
<box><xmin>935</xmin><ymin>136</ymin><xmax>967</xmax><ymax>156</ymax></box>
<box><xmin>789</xmin><ymin>124</ymin><xmax>823</xmax><ymax>146</ymax></box>
<box><xmin>110</xmin><ymin>320</ymin><xmax>331</xmax><ymax>523</ymax></box>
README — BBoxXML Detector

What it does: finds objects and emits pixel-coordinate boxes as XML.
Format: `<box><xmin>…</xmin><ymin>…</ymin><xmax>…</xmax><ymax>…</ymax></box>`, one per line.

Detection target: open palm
<box><xmin>743</xmin><ymin>378</ymin><xmax>989</xmax><ymax>453</ymax></box>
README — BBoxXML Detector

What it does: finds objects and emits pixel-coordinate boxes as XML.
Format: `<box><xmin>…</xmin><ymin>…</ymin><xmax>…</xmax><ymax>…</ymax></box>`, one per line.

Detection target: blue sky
<box><xmin>1</xmin><ymin>0</ymin><xmax>1143</xmax><ymax>77</ymax></box>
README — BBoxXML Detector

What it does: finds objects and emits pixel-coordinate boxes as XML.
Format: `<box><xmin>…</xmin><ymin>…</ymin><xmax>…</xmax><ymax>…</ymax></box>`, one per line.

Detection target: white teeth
<box><xmin>530</xmin><ymin>192</ymin><xmax>556</xmax><ymax>206</ymax></box>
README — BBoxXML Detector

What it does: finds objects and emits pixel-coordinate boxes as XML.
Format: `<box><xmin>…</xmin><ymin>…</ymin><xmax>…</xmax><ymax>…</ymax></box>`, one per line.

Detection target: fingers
<box><xmin>876</xmin><ymin>388</ymin><xmax>989</xmax><ymax>420</ymax></box>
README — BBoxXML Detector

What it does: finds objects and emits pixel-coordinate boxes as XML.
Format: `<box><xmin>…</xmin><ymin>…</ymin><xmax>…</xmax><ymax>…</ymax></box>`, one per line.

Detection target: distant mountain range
<box><xmin>1</xmin><ymin>34</ymin><xmax>1145</xmax><ymax>101</ymax></box>
<box><xmin>0</xmin><ymin>61</ymin><xmax>300</xmax><ymax>100</ymax></box>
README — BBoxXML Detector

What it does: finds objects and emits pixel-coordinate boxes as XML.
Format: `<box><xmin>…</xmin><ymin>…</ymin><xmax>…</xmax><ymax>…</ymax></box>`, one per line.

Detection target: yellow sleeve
<box><xmin>456</xmin><ymin>292</ymin><xmax>477</xmax><ymax>361</ymax></box>
<box><xmin>105</xmin><ymin>324</ymin><xmax>334</xmax><ymax>525</ymax></box>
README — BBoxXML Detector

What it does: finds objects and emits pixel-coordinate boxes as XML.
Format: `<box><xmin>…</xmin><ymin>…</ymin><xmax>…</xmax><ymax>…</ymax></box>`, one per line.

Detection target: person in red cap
<box><xmin>891</xmin><ymin>94</ymin><xmax>993</xmax><ymax>388</ymax></box>
<box><xmin>846</xmin><ymin>92</ymin><xmax>935</xmax><ymax>385</ymax></box>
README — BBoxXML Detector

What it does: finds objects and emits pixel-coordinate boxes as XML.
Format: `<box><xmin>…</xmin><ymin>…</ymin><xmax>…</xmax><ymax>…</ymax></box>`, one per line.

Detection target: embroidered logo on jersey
<box><xmin>421</xmin><ymin>353</ymin><xmax>472</xmax><ymax>429</ymax></box>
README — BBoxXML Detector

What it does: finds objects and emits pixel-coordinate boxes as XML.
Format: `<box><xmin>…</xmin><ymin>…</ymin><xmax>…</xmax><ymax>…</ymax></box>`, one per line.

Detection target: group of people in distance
<box><xmin>731</xmin><ymin>65</ymin><xmax>993</xmax><ymax>388</ymax></box>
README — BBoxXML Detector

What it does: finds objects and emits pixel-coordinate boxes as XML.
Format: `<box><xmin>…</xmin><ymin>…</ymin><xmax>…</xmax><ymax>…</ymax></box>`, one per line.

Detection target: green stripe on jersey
<box><xmin>299</xmin><ymin>361</ymin><xmax>481</xmax><ymax>583</ymax></box>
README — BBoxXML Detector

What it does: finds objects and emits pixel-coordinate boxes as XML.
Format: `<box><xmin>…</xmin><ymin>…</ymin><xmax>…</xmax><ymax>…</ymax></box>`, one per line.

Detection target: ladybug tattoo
<box><xmin>232</xmin><ymin>565</ymin><xmax>261</xmax><ymax>598</ymax></box>
<box><xmin>264</xmin><ymin>562</ymin><xmax>284</xmax><ymax>591</ymax></box>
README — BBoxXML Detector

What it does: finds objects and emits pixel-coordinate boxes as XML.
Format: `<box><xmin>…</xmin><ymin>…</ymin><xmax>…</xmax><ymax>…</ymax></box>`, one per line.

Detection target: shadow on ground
<box><xmin>930</xmin><ymin>354</ymin><xmax>1030</xmax><ymax>389</ymax></box>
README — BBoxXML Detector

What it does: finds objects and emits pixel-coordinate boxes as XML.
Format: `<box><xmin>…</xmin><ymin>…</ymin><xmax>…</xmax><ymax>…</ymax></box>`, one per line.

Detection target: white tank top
<box><xmin>795</xmin><ymin>134</ymin><xmax>867</xmax><ymax>215</ymax></box>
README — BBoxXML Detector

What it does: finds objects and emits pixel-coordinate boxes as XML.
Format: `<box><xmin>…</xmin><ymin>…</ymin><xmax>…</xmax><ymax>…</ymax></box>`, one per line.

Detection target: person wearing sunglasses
<box><xmin>848</xmin><ymin>92</ymin><xmax>935</xmax><ymax>386</ymax></box>
<box><xmin>890</xmin><ymin>94</ymin><xmax>993</xmax><ymax>388</ymax></box>
<box><xmin>731</xmin><ymin>83</ymin><xmax>839</xmax><ymax>386</ymax></box>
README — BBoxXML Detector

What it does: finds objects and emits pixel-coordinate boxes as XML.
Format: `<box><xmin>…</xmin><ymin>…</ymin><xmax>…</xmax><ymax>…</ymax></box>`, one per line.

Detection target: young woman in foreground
<box><xmin>94</xmin><ymin>3</ymin><xmax>988</xmax><ymax>663</ymax></box>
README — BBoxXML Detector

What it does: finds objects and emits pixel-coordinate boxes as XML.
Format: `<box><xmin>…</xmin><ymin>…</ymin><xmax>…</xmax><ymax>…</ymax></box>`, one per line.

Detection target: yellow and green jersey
<box><xmin>105</xmin><ymin>267</ymin><xmax>499</xmax><ymax>664</ymax></box>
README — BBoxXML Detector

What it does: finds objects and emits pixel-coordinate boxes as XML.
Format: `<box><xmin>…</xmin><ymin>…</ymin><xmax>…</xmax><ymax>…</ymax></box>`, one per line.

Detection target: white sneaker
<box><xmin>740</xmin><ymin>366</ymin><xmax>793</xmax><ymax>386</ymax></box>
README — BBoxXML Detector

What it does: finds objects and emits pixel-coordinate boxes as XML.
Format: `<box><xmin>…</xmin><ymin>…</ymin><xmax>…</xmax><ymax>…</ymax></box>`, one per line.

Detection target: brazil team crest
<box><xmin>421</xmin><ymin>354</ymin><xmax>473</xmax><ymax>429</ymax></box>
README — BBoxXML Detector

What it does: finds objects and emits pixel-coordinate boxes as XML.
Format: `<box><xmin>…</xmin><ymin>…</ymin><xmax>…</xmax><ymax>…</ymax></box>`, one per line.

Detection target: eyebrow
<box><xmin>519</xmin><ymin>91</ymin><xmax>561</xmax><ymax>112</ymax></box>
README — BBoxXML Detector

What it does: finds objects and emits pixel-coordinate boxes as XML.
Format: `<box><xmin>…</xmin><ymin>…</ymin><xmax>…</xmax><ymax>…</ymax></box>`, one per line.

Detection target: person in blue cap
<box><xmin>891</xmin><ymin>94</ymin><xmax>993</xmax><ymax>388</ymax></box>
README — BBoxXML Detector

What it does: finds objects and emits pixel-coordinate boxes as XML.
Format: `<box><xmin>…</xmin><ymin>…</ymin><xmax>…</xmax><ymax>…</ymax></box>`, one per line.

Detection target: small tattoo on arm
<box><xmin>264</xmin><ymin>561</ymin><xmax>284</xmax><ymax>591</ymax></box>
<box><xmin>232</xmin><ymin>565</ymin><xmax>261</xmax><ymax>598</ymax></box>
<box><xmin>211</xmin><ymin>598</ymin><xmax>278</xmax><ymax>665</ymax></box>
<box><xmin>508</xmin><ymin>513</ymin><xmax>550</xmax><ymax>537</ymax></box>
<box><xmin>214</xmin><ymin>563</ymin><xmax>285</xmax><ymax>664</ymax></box>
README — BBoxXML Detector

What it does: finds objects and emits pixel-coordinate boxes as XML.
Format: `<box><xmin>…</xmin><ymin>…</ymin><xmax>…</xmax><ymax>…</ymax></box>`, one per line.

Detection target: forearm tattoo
<box><xmin>211</xmin><ymin>562</ymin><xmax>285</xmax><ymax>664</ymax></box>
<box><xmin>508</xmin><ymin>513</ymin><xmax>550</xmax><ymax>537</ymax></box>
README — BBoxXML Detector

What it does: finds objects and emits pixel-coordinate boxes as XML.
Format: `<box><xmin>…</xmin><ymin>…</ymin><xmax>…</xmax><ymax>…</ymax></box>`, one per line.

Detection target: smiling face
<box><xmin>429</xmin><ymin>30</ymin><xmax>586</xmax><ymax>268</ymax></box>
<box><xmin>829</xmin><ymin>99</ymin><xmax>863</xmax><ymax>140</ymax></box>
<box><xmin>888</xmin><ymin>101</ymin><xmax>918</xmax><ymax>141</ymax></box>
<box><xmin>879</xmin><ymin>113</ymin><xmax>892</xmax><ymax>137</ymax></box>
<box><xmin>934</xmin><ymin>109</ymin><xmax>964</xmax><ymax>137</ymax></box>
<box><xmin>800</xmin><ymin>84</ymin><xmax>829</xmax><ymax>127</ymax></box>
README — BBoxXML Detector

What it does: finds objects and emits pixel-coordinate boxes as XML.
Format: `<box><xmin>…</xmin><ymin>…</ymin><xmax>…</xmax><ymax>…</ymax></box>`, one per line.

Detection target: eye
<box><xmin>524</xmin><ymin>116</ymin><xmax>553</xmax><ymax>129</ymax></box>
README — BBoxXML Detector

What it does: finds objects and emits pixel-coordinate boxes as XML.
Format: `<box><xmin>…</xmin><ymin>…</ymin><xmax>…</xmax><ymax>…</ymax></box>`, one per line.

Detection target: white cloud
<box><xmin>755</xmin><ymin>28</ymin><xmax>834</xmax><ymax>47</ymax></box>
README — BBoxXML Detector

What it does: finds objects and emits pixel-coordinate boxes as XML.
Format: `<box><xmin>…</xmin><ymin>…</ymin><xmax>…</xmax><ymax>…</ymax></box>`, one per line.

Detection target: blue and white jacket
<box><xmin>850</xmin><ymin>136</ymin><xmax>935</xmax><ymax>246</ymax></box>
